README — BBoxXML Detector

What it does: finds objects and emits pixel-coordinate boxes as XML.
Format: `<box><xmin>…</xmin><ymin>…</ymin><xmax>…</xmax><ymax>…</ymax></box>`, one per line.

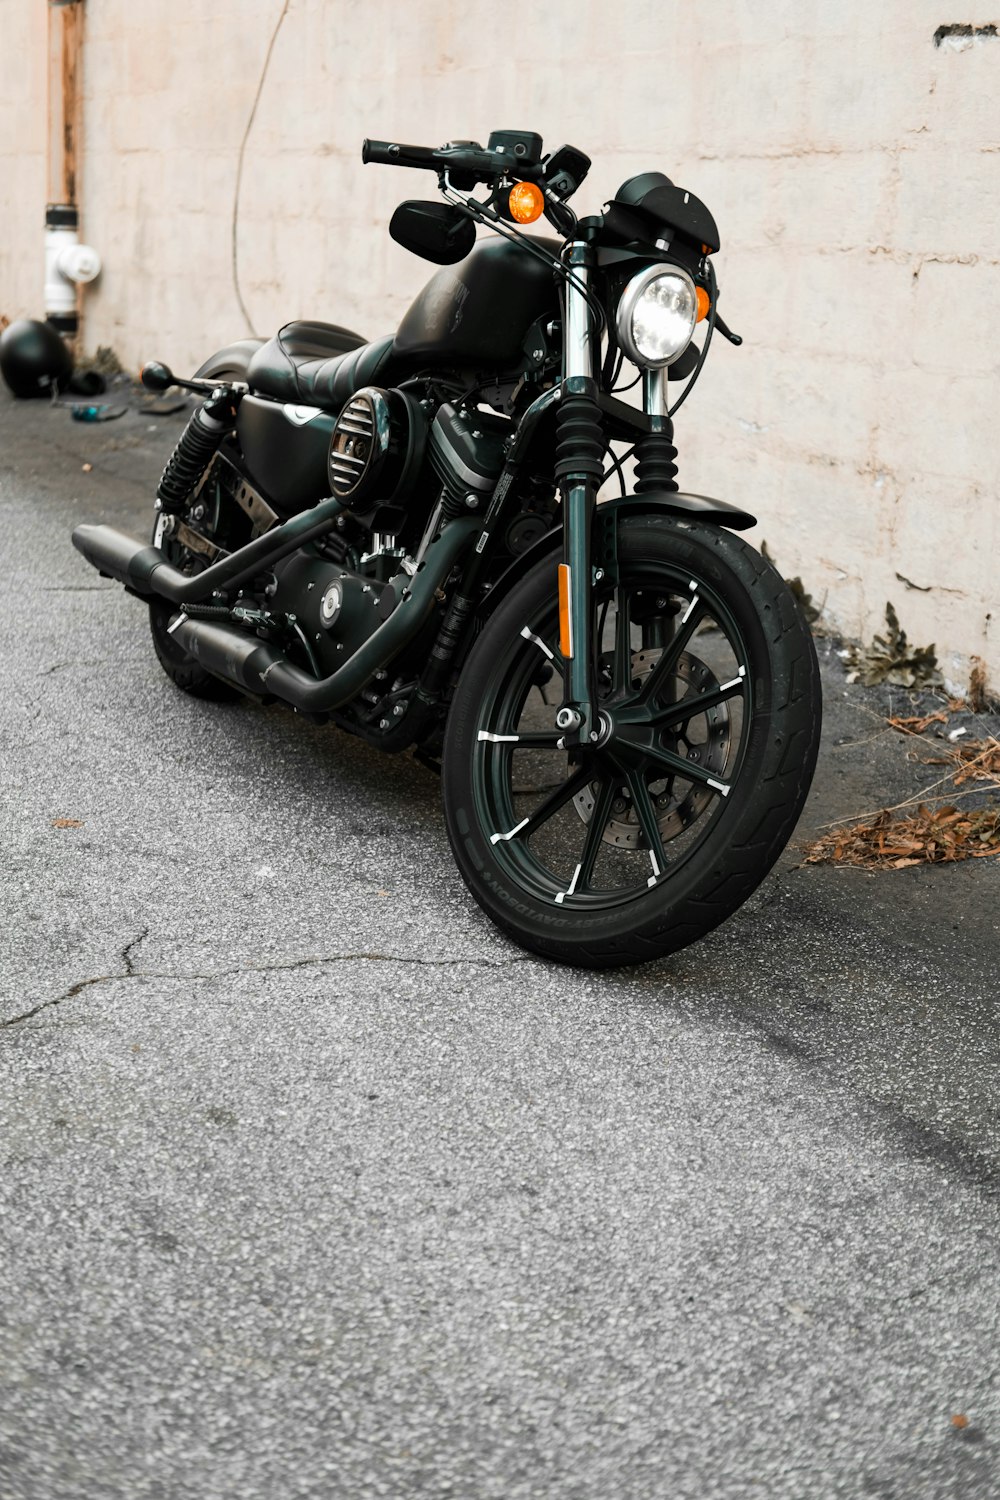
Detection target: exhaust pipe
<box><xmin>166</xmin><ymin>519</ymin><xmax>478</xmax><ymax>713</ymax></box>
<box><xmin>72</xmin><ymin>493</ymin><xmax>346</xmax><ymax>603</ymax></box>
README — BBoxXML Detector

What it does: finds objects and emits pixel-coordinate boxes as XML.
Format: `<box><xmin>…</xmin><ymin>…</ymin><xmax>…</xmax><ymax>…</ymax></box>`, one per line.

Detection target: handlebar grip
<box><xmin>361</xmin><ymin>138</ymin><xmax>440</xmax><ymax>169</ymax></box>
<box><xmin>361</xmin><ymin>137</ymin><xmax>506</xmax><ymax>184</ymax></box>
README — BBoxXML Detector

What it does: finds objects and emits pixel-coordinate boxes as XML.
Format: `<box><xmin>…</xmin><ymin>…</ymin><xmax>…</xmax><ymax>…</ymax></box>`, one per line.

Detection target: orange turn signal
<box><xmin>508</xmin><ymin>181</ymin><xmax>545</xmax><ymax>225</ymax></box>
<box><xmin>558</xmin><ymin>563</ymin><xmax>574</xmax><ymax>658</ymax></box>
<box><xmin>695</xmin><ymin>286</ymin><xmax>711</xmax><ymax>323</ymax></box>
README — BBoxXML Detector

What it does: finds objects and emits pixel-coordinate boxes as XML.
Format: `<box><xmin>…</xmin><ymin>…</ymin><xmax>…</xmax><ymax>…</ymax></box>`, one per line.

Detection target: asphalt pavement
<box><xmin>2</xmin><ymin>389</ymin><xmax>999</xmax><ymax>1499</ymax></box>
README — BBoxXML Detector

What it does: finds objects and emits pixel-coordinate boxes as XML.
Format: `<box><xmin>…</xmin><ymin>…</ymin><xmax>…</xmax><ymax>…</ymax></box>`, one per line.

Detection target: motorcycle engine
<box><xmin>427</xmin><ymin>403</ymin><xmax>510</xmax><ymax>512</ymax></box>
<box><xmin>328</xmin><ymin>388</ymin><xmax>547</xmax><ymax>568</ymax></box>
<box><xmin>267</xmin><ymin>550</ymin><xmax>396</xmax><ymax>676</ymax></box>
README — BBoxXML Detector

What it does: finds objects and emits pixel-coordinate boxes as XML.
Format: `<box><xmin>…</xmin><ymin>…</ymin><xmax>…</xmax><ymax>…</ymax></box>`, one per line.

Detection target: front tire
<box><xmin>442</xmin><ymin>516</ymin><xmax>821</xmax><ymax>968</ymax></box>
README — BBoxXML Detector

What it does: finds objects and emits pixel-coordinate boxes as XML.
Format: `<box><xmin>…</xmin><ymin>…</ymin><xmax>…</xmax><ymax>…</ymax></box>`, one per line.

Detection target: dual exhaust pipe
<box><xmin>71</xmin><ymin>505</ymin><xmax>478</xmax><ymax>714</ymax></box>
<box><xmin>72</xmin><ymin>492</ymin><xmax>347</xmax><ymax>605</ymax></box>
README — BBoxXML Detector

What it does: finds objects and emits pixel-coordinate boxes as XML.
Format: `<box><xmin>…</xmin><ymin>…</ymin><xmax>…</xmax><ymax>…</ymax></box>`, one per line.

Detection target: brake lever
<box><xmin>714</xmin><ymin>314</ymin><xmax>743</xmax><ymax>347</ymax></box>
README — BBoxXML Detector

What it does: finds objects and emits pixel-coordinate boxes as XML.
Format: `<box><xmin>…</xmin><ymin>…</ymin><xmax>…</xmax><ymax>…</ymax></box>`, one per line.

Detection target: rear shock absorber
<box><xmin>155</xmin><ymin>386</ymin><xmax>240</xmax><ymax>514</ymax></box>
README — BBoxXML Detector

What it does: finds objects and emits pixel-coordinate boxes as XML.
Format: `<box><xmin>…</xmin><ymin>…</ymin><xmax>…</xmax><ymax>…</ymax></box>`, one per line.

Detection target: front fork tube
<box><xmin>560</xmin><ymin>478</ymin><xmax>596</xmax><ymax>738</ymax></box>
<box><xmin>556</xmin><ymin>344</ymin><xmax>681</xmax><ymax>740</ymax></box>
<box><xmin>639</xmin><ymin>365</ymin><xmax>678</xmax><ymax>702</ymax></box>
<box><xmin>557</xmin><ymin>242</ymin><xmax>603</xmax><ymax>747</ymax></box>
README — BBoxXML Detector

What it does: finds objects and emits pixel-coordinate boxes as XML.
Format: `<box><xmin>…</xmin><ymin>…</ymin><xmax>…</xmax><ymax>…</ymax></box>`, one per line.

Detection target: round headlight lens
<box><xmin>616</xmin><ymin>266</ymin><xmax>699</xmax><ymax>368</ymax></box>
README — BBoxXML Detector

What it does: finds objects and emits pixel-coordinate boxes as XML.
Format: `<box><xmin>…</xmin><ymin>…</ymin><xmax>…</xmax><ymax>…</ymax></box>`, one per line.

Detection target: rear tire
<box><xmin>148</xmin><ymin>587</ymin><xmax>241</xmax><ymax>702</ymax></box>
<box><xmin>442</xmin><ymin>516</ymin><xmax>821</xmax><ymax>968</ymax></box>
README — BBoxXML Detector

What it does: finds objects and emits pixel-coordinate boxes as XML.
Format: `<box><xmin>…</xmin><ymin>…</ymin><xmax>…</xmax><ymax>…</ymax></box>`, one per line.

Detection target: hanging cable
<box><xmin>667</xmin><ymin>260</ymin><xmax>718</xmax><ymax>419</ymax></box>
<box><xmin>231</xmin><ymin>0</ymin><xmax>291</xmax><ymax>337</ymax></box>
<box><xmin>441</xmin><ymin>177</ymin><xmax>608</xmax><ymax>334</ymax></box>
<box><xmin>602</xmin><ymin>443</ymin><xmax>636</xmax><ymax>498</ymax></box>
<box><xmin>611</xmin><ymin>368</ymin><xmax>642</xmax><ymax>394</ymax></box>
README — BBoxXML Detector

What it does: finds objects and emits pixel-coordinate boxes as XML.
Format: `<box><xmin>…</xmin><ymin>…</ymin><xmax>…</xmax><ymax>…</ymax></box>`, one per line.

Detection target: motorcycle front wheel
<box><xmin>442</xmin><ymin>515</ymin><xmax>821</xmax><ymax>968</ymax></box>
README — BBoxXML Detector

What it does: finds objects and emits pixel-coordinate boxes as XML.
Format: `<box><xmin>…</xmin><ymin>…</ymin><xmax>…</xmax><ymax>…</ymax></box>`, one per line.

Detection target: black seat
<box><xmin>247</xmin><ymin>320</ymin><xmax>400</xmax><ymax>409</ymax></box>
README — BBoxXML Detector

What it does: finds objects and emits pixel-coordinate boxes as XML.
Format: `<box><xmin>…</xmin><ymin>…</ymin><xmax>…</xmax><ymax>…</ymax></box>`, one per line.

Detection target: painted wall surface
<box><xmin>2</xmin><ymin>1</ymin><xmax>998</xmax><ymax>687</ymax></box>
<box><xmin>0</xmin><ymin>0</ymin><xmax>48</xmax><ymax>323</ymax></box>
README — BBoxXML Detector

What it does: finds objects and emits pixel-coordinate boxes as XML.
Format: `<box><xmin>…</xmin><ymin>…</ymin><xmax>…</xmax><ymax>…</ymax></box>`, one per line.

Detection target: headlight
<box><xmin>616</xmin><ymin>265</ymin><xmax>698</xmax><ymax>368</ymax></box>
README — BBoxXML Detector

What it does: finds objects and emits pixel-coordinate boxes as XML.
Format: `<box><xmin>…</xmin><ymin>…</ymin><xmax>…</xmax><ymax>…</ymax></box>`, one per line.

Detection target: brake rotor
<box><xmin>574</xmin><ymin>648</ymin><xmax>733</xmax><ymax>848</ymax></box>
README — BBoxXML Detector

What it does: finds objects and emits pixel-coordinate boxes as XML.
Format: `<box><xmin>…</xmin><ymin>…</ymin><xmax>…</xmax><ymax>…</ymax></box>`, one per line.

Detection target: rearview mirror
<box><xmin>389</xmin><ymin>200</ymin><xmax>476</xmax><ymax>266</ymax></box>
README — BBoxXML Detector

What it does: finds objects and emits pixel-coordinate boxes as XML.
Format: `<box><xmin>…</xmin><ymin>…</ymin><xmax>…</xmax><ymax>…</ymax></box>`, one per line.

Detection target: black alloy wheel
<box><xmin>147</xmin><ymin>511</ymin><xmax>242</xmax><ymax>702</ymax></box>
<box><xmin>442</xmin><ymin>515</ymin><xmax>821</xmax><ymax>968</ymax></box>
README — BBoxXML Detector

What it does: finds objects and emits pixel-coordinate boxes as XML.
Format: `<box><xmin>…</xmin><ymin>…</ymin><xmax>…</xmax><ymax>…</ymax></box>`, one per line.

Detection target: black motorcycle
<box><xmin>72</xmin><ymin>129</ymin><xmax>821</xmax><ymax>967</ymax></box>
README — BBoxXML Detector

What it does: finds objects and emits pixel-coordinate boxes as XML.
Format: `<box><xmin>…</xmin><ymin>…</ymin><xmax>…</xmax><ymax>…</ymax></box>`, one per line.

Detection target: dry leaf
<box><xmin>51</xmin><ymin>817</ymin><xmax>84</xmax><ymax>829</ymax></box>
<box><xmin>802</xmin><ymin>803</ymin><xmax>1000</xmax><ymax>868</ymax></box>
<box><xmin>887</xmin><ymin>713</ymin><xmax>947</xmax><ymax>736</ymax></box>
<box><xmin>930</xmin><ymin>737</ymin><xmax>1000</xmax><ymax>787</ymax></box>
<box><xmin>844</xmin><ymin>602</ymin><xmax>942</xmax><ymax>689</ymax></box>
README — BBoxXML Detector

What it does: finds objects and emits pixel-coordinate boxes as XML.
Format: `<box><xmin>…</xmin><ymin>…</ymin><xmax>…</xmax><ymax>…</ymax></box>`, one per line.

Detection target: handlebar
<box><xmin>362</xmin><ymin>138</ymin><xmax>507</xmax><ymax>184</ymax></box>
<box><xmin>362</xmin><ymin>139</ymin><xmax>438</xmax><ymax>169</ymax></box>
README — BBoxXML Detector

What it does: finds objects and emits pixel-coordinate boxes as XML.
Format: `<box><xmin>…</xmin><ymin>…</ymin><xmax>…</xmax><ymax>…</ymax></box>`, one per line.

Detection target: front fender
<box><xmin>478</xmin><ymin>490</ymin><xmax>757</xmax><ymax>622</ymax></box>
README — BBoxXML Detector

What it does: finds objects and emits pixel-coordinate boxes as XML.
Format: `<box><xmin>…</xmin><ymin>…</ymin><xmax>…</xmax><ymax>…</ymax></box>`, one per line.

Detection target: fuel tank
<box><xmin>392</xmin><ymin>237</ymin><xmax>559</xmax><ymax>369</ymax></box>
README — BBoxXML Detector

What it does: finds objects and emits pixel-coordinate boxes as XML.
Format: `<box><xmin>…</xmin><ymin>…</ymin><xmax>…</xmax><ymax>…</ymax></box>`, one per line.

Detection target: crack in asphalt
<box><xmin>0</xmin><ymin>945</ymin><xmax>534</xmax><ymax>1029</ymax></box>
<box><xmin>0</xmin><ymin>925</ymin><xmax>152</xmax><ymax>1029</ymax></box>
<box><xmin>122</xmin><ymin>927</ymin><xmax>150</xmax><ymax>976</ymax></box>
<box><xmin>5</xmin><ymin>931</ymin><xmax>1000</xmax><ymax>1207</ymax></box>
<box><xmin>37</xmin><ymin>659</ymin><xmax>108</xmax><ymax>676</ymax></box>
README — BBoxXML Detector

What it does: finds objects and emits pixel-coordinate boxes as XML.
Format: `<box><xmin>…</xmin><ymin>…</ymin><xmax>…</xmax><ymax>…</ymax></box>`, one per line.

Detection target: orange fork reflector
<box><xmin>558</xmin><ymin>563</ymin><xmax>574</xmax><ymax>658</ymax></box>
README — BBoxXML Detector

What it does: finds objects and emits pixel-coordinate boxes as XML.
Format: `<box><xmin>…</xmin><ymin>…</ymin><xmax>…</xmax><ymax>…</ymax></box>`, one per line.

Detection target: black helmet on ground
<box><xmin>0</xmin><ymin>318</ymin><xmax>74</xmax><ymax>398</ymax></box>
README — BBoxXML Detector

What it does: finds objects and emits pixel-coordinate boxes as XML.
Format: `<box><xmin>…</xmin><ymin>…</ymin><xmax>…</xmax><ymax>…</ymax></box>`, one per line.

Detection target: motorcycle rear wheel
<box><xmin>147</xmin><ymin>516</ymin><xmax>241</xmax><ymax>702</ymax></box>
<box><xmin>442</xmin><ymin>515</ymin><xmax>821</xmax><ymax>968</ymax></box>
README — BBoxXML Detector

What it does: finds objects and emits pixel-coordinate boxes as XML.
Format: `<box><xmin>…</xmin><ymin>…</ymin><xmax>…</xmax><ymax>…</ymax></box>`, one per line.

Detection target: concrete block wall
<box><xmin>2</xmin><ymin>0</ymin><xmax>997</xmax><ymax>687</ymax></box>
